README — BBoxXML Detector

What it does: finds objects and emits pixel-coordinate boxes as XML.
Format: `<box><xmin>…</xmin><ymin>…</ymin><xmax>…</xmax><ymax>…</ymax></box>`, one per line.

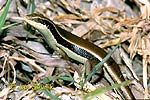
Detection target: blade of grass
<box><xmin>1</xmin><ymin>22</ymin><xmax>21</xmax><ymax>30</ymax></box>
<box><xmin>42</xmin><ymin>77</ymin><xmax>54</xmax><ymax>84</ymax></box>
<box><xmin>42</xmin><ymin>75</ymin><xmax>75</xmax><ymax>84</ymax></box>
<box><xmin>27</xmin><ymin>0</ymin><xmax>35</xmax><ymax>14</ymax></box>
<box><xmin>85</xmin><ymin>42</ymin><xmax>120</xmax><ymax>83</ymax></box>
<box><xmin>80</xmin><ymin>63</ymin><xmax>87</xmax><ymax>88</ymax></box>
<box><xmin>83</xmin><ymin>80</ymin><xmax>131</xmax><ymax>100</ymax></box>
<box><xmin>56</xmin><ymin>76</ymin><xmax>75</xmax><ymax>82</ymax></box>
<box><xmin>0</xmin><ymin>0</ymin><xmax>12</xmax><ymax>30</ymax></box>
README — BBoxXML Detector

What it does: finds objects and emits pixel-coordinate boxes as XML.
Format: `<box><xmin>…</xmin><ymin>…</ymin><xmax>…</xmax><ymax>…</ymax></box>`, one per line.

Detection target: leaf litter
<box><xmin>0</xmin><ymin>0</ymin><xmax>150</xmax><ymax>99</ymax></box>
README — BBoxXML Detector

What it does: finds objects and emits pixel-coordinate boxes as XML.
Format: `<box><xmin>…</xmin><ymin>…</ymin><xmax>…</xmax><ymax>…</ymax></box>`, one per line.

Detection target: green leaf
<box><xmin>0</xmin><ymin>0</ymin><xmax>12</xmax><ymax>30</ymax></box>
<box><xmin>83</xmin><ymin>80</ymin><xmax>131</xmax><ymax>100</ymax></box>
<box><xmin>85</xmin><ymin>42</ymin><xmax>120</xmax><ymax>83</ymax></box>
<box><xmin>56</xmin><ymin>76</ymin><xmax>75</xmax><ymax>82</ymax></box>
<box><xmin>27</xmin><ymin>0</ymin><xmax>35</xmax><ymax>14</ymax></box>
<box><xmin>1</xmin><ymin>22</ymin><xmax>20</xmax><ymax>30</ymax></box>
<box><xmin>42</xmin><ymin>75</ymin><xmax>74</xmax><ymax>84</ymax></box>
<box><xmin>42</xmin><ymin>77</ymin><xmax>53</xmax><ymax>84</ymax></box>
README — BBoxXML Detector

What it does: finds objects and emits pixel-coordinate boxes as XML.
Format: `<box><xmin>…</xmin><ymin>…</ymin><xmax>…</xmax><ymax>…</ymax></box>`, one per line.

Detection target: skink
<box><xmin>24</xmin><ymin>13</ymin><xmax>135</xmax><ymax>99</ymax></box>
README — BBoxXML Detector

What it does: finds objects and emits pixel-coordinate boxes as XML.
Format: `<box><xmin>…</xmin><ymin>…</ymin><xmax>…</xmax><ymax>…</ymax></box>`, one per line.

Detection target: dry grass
<box><xmin>0</xmin><ymin>0</ymin><xmax>150</xmax><ymax>99</ymax></box>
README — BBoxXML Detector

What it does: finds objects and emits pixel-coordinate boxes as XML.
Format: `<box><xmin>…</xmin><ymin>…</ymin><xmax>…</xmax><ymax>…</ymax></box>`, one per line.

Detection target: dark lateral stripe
<box><xmin>36</xmin><ymin>18</ymin><xmax>98</xmax><ymax>61</ymax></box>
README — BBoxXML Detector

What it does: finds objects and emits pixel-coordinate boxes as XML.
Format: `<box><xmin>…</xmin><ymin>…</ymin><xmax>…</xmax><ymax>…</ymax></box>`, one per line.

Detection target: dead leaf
<box><xmin>138</xmin><ymin>0</ymin><xmax>150</xmax><ymax>19</ymax></box>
